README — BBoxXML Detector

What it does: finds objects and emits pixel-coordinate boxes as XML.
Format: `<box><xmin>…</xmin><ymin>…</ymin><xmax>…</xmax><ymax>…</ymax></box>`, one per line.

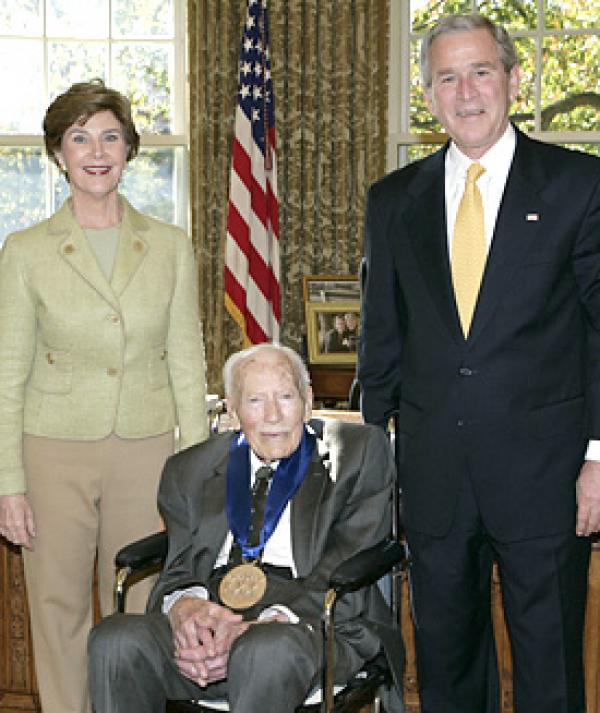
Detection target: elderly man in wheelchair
<box><xmin>88</xmin><ymin>343</ymin><xmax>404</xmax><ymax>713</ymax></box>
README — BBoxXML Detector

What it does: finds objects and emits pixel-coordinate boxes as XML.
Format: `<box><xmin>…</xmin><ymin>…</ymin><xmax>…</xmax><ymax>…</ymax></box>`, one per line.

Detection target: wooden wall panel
<box><xmin>0</xmin><ymin>543</ymin><xmax>38</xmax><ymax>713</ymax></box>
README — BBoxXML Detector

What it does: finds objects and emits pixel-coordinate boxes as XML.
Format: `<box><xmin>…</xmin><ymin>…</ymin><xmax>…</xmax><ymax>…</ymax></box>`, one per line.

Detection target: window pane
<box><xmin>407</xmin><ymin>144</ymin><xmax>444</xmax><ymax>164</ymax></box>
<box><xmin>47</xmin><ymin>0</ymin><xmax>108</xmax><ymax>39</ymax></box>
<box><xmin>112</xmin><ymin>0</ymin><xmax>174</xmax><ymax>39</ymax></box>
<box><xmin>411</xmin><ymin>1</ymin><xmax>472</xmax><ymax>34</ymax></box>
<box><xmin>112</xmin><ymin>43</ymin><xmax>174</xmax><ymax>134</ymax></box>
<box><xmin>0</xmin><ymin>40</ymin><xmax>44</xmax><ymax>133</ymax></box>
<box><xmin>545</xmin><ymin>0</ymin><xmax>600</xmax><ymax>30</ymax></box>
<box><xmin>48</xmin><ymin>41</ymin><xmax>108</xmax><ymax>100</ymax></box>
<box><xmin>411</xmin><ymin>0</ymin><xmax>539</xmax><ymax>34</ymax></box>
<box><xmin>0</xmin><ymin>148</ymin><xmax>46</xmax><ymax>245</ymax></box>
<box><xmin>52</xmin><ymin>165</ymin><xmax>70</xmax><ymax>211</ymax></box>
<box><xmin>119</xmin><ymin>147</ymin><xmax>183</xmax><ymax>227</ymax></box>
<box><xmin>511</xmin><ymin>37</ymin><xmax>536</xmax><ymax>133</ymax></box>
<box><xmin>477</xmin><ymin>0</ymin><xmax>537</xmax><ymax>31</ymax></box>
<box><xmin>409</xmin><ymin>38</ymin><xmax>442</xmax><ymax>133</ymax></box>
<box><xmin>0</xmin><ymin>0</ymin><xmax>42</xmax><ymax>36</ymax></box>
<box><xmin>542</xmin><ymin>35</ymin><xmax>600</xmax><ymax>132</ymax></box>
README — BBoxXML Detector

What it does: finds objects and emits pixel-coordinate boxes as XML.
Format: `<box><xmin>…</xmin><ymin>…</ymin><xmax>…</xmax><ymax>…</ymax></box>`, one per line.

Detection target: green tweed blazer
<box><xmin>0</xmin><ymin>197</ymin><xmax>208</xmax><ymax>494</ymax></box>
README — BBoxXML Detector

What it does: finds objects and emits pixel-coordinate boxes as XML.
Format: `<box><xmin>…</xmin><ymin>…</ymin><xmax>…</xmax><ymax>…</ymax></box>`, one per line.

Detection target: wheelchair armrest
<box><xmin>115</xmin><ymin>531</ymin><xmax>168</xmax><ymax>572</ymax></box>
<box><xmin>321</xmin><ymin>537</ymin><xmax>405</xmax><ymax>710</ymax></box>
<box><xmin>328</xmin><ymin>537</ymin><xmax>406</xmax><ymax>598</ymax></box>
<box><xmin>114</xmin><ymin>531</ymin><xmax>168</xmax><ymax>613</ymax></box>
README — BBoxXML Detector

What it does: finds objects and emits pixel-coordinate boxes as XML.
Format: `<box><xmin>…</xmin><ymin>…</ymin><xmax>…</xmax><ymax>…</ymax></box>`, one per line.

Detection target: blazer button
<box><xmin>63</xmin><ymin>244</ymin><xmax>75</xmax><ymax>255</ymax></box>
<box><xmin>109</xmin><ymin>314</ymin><xmax>121</xmax><ymax>324</ymax></box>
<box><xmin>107</xmin><ymin>367</ymin><xmax>119</xmax><ymax>377</ymax></box>
<box><xmin>459</xmin><ymin>367</ymin><xmax>474</xmax><ymax>376</ymax></box>
<box><xmin>46</xmin><ymin>352</ymin><xmax>55</xmax><ymax>365</ymax></box>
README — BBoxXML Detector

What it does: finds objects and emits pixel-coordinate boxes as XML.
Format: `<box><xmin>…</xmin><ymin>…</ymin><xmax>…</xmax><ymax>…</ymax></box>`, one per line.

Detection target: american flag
<box><xmin>224</xmin><ymin>0</ymin><xmax>280</xmax><ymax>344</ymax></box>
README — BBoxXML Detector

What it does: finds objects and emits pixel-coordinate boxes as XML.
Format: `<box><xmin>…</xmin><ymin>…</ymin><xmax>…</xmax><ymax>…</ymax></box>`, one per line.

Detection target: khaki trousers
<box><xmin>22</xmin><ymin>432</ymin><xmax>174</xmax><ymax>713</ymax></box>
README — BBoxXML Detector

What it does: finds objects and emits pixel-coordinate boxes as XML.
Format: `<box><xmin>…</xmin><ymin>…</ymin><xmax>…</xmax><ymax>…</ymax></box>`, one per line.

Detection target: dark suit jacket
<box><xmin>358</xmin><ymin>127</ymin><xmax>600</xmax><ymax>542</ymax></box>
<box><xmin>146</xmin><ymin>418</ymin><xmax>403</xmax><ymax>686</ymax></box>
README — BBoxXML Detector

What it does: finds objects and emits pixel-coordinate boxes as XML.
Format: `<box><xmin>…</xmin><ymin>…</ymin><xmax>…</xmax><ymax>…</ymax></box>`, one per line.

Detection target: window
<box><xmin>388</xmin><ymin>0</ymin><xmax>600</xmax><ymax>171</ymax></box>
<box><xmin>0</xmin><ymin>0</ymin><xmax>187</xmax><ymax>244</ymax></box>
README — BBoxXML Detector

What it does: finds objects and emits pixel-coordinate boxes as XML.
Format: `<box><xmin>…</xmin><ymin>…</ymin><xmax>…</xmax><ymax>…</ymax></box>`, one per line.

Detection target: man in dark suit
<box><xmin>358</xmin><ymin>12</ymin><xmax>600</xmax><ymax>713</ymax></box>
<box><xmin>88</xmin><ymin>343</ymin><xmax>402</xmax><ymax>713</ymax></box>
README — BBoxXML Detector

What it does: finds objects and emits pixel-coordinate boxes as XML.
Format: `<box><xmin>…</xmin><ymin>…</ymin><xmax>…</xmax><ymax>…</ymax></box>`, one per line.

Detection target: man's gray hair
<box><xmin>420</xmin><ymin>13</ymin><xmax>519</xmax><ymax>88</ymax></box>
<box><xmin>222</xmin><ymin>343</ymin><xmax>311</xmax><ymax>404</ymax></box>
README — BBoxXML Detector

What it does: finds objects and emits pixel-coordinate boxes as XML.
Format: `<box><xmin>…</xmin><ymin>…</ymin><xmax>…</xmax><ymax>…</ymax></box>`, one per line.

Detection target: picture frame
<box><xmin>305</xmin><ymin>301</ymin><xmax>360</xmax><ymax>365</ymax></box>
<box><xmin>302</xmin><ymin>274</ymin><xmax>360</xmax><ymax>303</ymax></box>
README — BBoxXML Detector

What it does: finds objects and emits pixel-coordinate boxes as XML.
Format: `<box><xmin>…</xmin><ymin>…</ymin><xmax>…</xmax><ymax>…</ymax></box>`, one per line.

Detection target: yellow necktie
<box><xmin>451</xmin><ymin>163</ymin><xmax>486</xmax><ymax>337</ymax></box>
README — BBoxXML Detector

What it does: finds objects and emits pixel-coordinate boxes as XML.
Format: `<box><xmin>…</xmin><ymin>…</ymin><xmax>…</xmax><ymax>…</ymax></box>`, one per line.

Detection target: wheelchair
<box><xmin>115</xmin><ymin>533</ymin><xmax>404</xmax><ymax>713</ymax></box>
<box><xmin>113</xmin><ymin>410</ymin><xmax>405</xmax><ymax>713</ymax></box>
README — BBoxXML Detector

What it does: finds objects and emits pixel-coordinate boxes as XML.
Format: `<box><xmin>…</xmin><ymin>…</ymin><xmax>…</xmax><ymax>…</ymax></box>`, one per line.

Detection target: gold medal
<box><xmin>219</xmin><ymin>563</ymin><xmax>267</xmax><ymax>610</ymax></box>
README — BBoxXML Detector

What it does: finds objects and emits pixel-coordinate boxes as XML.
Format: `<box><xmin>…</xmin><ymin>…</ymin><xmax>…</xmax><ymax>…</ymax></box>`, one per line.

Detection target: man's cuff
<box><xmin>162</xmin><ymin>586</ymin><xmax>209</xmax><ymax>614</ymax></box>
<box><xmin>258</xmin><ymin>604</ymin><xmax>299</xmax><ymax>624</ymax></box>
<box><xmin>585</xmin><ymin>440</ymin><xmax>600</xmax><ymax>462</ymax></box>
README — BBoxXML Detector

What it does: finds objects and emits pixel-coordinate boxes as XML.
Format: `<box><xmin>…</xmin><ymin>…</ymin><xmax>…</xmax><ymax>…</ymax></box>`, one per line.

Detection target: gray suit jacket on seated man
<box><xmin>88</xmin><ymin>343</ymin><xmax>403</xmax><ymax>713</ymax></box>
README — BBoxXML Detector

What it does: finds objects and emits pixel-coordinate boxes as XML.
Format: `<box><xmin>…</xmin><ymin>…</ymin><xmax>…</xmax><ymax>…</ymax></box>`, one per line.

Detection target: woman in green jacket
<box><xmin>0</xmin><ymin>81</ymin><xmax>208</xmax><ymax>713</ymax></box>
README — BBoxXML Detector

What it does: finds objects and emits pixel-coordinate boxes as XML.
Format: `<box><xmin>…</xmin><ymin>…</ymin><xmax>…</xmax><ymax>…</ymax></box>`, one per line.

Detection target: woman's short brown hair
<box><xmin>43</xmin><ymin>79</ymin><xmax>140</xmax><ymax>169</ymax></box>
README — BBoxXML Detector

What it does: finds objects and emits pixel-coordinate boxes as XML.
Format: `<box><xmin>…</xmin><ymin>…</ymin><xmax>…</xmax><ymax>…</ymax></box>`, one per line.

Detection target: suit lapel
<box><xmin>290</xmin><ymin>435</ymin><xmax>330</xmax><ymax>576</ymax></box>
<box><xmin>467</xmin><ymin>132</ymin><xmax>547</xmax><ymax>345</ymax></box>
<box><xmin>110</xmin><ymin>204</ymin><xmax>149</xmax><ymax>297</ymax></box>
<box><xmin>407</xmin><ymin>148</ymin><xmax>465</xmax><ymax>345</ymax></box>
<box><xmin>191</xmin><ymin>450</ymin><xmax>230</xmax><ymax>576</ymax></box>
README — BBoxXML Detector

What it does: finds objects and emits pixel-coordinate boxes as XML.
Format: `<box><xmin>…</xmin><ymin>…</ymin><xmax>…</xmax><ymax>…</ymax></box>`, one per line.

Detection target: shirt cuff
<box><xmin>162</xmin><ymin>586</ymin><xmax>209</xmax><ymax>614</ymax></box>
<box><xmin>586</xmin><ymin>440</ymin><xmax>600</xmax><ymax>462</ymax></box>
<box><xmin>258</xmin><ymin>604</ymin><xmax>299</xmax><ymax>624</ymax></box>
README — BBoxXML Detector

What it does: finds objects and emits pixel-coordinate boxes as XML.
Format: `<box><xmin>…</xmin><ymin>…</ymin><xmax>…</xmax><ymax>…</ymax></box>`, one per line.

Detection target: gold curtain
<box><xmin>188</xmin><ymin>0</ymin><xmax>389</xmax><ymax>391</ymax></box>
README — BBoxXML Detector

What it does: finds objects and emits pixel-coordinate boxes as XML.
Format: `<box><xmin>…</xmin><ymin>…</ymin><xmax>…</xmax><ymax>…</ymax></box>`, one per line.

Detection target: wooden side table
<box><xmin>308</xmin><ymin>365</ymin><xmax>355</xmax><ymax>407</ymax></box>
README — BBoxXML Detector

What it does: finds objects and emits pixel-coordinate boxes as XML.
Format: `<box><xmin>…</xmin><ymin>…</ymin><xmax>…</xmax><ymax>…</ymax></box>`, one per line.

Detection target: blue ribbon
<box><xmin>225</xmin><ymin>426</ymin><xmax>316</xmax><ymax>560</ymax></box>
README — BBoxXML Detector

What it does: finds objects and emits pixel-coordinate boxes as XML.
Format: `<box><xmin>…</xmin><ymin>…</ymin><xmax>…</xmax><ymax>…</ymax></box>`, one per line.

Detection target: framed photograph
<box><xmin>303</xmin><ymin>274</ymin><xmax>360</xmax><ymax>303</ymax></box>
<box><xmin>305</xmin><ymin>301</ymin><xmax>360</xmax><ymax>365</ymax></box>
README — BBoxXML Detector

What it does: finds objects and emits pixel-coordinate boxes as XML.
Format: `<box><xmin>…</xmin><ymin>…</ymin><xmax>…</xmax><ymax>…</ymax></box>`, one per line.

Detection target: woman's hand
<box><xmin>0</xmin><ymin>494</ymin><xmax>36</xmax><ymax>549</ymax></box>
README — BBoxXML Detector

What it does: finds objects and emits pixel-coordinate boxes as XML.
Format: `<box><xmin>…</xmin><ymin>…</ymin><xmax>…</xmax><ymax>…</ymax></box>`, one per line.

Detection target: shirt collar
<box><xmin>250</xmin><ymin>449</ymin><xmax>279</xmax><ymax>475</ymax></box>
<box><xmin>446</xmin><ymin>123</ymin><xmax>516</xmax><ymax>182</ymax></box>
